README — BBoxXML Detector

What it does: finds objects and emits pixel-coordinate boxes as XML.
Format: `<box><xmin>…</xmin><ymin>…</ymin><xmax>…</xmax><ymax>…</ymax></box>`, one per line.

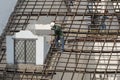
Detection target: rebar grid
<box><xmin>0</xmin><ymin>0</ymin><xmax>120</xmax><ymax>80</ymax></box>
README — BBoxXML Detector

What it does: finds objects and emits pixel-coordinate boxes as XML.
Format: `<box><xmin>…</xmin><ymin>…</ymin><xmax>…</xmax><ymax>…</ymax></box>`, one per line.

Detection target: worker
<box><xmin>99</xmin><ymin>9</ymin><xmax>111</xmax><ymax>30</ymax></box>
<box><xmin>50</xmin><ymin>22</ymin><xmax>64</xmax><ymax>52</ymax></box>
<box><xmin>67</xmin><ymin>0</ymin><xmax>74</xmax><ymax>6</ymax></box>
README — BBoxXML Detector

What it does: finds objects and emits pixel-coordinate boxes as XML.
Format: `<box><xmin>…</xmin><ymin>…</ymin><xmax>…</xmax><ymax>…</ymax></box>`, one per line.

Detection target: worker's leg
<box><xmin>99</xmin><ymin>24</ymin><xmax>106</xmax><ymax>33</ymax></box>
<box><xmin>100</xmin><ymin>24</ymin><xmax>105</xmax><ymax>30</ymax></box>
<box><xmin>103</xmin><ymin>24</ymin><xmax>106</xmax><ymax>33</ymax></box>
<box><xmin>60</xmin><ymin>36</ymin><xmax>64</xmax><ymax>52</ymax></box>
<box><xmin>103</xmin><ymin>24</ymin><xmax>106</xmax><ymax>30</ymax></box>
<box><xmin>55</xmin><ymin>36</ymin><xmax>59</xmax><ymax>48</ymax></box>
<box><xmin>88</xmin><ymin>24</ymin><xmax>91</xmax><ymax>32</ymax></box>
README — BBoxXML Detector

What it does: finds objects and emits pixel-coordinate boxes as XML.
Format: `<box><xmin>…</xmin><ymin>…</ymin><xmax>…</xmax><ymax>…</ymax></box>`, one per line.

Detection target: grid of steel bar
<box><xmin>0</xmin><ymin>0</ymin><xmax>120</xmax><ymax>80</ymax></box>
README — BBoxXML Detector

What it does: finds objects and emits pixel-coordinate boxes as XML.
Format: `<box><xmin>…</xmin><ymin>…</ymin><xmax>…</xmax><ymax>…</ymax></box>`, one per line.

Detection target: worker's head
<box><xmin>104</xmin><ymin>9</ymin><xmax>108</xmax><ymax>14</ymax></box>
<box><xmin>50</xmin><ymin>22</ymin><xmax>55</xmax><ymax>27</ymax></box>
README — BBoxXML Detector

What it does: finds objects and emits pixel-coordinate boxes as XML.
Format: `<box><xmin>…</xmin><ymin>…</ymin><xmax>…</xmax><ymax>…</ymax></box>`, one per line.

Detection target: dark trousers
<box><xmin>55</xmin><ymin>36</ymin><xmax>64</xmax><ymax>51</ymax></box>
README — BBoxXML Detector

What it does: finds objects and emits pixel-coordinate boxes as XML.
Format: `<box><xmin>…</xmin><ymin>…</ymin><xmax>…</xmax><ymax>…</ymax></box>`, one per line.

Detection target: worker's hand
<box><xmin>50</xmin><ymin>34</ymin><xmax>56</xmax><ymax>36</ymax></box>
<box><xmin>49</xmin><ymin>34</ymin><xmax>54</xmax><ymax>36</ymax></box>
<box><xmin>48</xmin><ymin>40</ymin><xmax>54</xmax><ymax>44</ymax></box>
<box><xmin>109</xmin><ymin>18</ymin><xmax>112</xmax><ymax>20</ymax></box>
<box><xmin>49</xmin><ymin>33</ymin><xmax>52</xmax><ymax>35</ymax></box>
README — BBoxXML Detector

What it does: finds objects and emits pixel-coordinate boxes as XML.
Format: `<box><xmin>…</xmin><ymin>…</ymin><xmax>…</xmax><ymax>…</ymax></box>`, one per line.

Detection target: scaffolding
<box><xmin>0</xmin><ymin>0</ymin><xmax>120</xmax><ymax>80</ymax></box>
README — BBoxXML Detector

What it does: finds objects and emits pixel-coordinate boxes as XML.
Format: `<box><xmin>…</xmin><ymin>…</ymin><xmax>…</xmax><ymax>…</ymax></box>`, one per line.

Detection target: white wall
<box><xmin>0</xmin><ymin>0</ymin><xmax>17</xmax><ymax>34</ymax></box>
<box><xmin>6</xmin><ymin>30</ymin><xmax>51</xmax><ymax>65</ymax></box>
<box><xmin>6</xmin><ymin>36</ymin><xmax>14</xmax><ymax>64</ymax></box>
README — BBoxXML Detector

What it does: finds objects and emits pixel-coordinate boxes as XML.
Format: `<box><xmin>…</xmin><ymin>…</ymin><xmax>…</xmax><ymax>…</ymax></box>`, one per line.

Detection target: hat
<box><xmin>50</xmin><ymin>22</ymin><xmax>55</xmax><ymax>27</ymax></box>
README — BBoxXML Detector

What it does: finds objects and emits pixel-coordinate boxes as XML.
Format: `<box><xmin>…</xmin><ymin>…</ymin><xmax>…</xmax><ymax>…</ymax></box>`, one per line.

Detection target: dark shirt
<box><xmin>51</xmin><ymin>25</ymin><xmax>63</xmax><ymax>36</ymax></box>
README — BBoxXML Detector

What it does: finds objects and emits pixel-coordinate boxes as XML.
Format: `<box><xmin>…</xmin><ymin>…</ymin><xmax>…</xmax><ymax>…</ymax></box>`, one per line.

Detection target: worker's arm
<box><xmin>51</xmin><ymin>25</ymin><xmax>56</xmax><ymax>30</ymax></box>
<box><xmin>105</xmin><ymin>16</ymin><xmax>112</xmax><ymax>20</ymax></box>
<box><xmin>49</xmin><ymin>34</ymin><xmax>56</xmax><ymax>36</ymax></box>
